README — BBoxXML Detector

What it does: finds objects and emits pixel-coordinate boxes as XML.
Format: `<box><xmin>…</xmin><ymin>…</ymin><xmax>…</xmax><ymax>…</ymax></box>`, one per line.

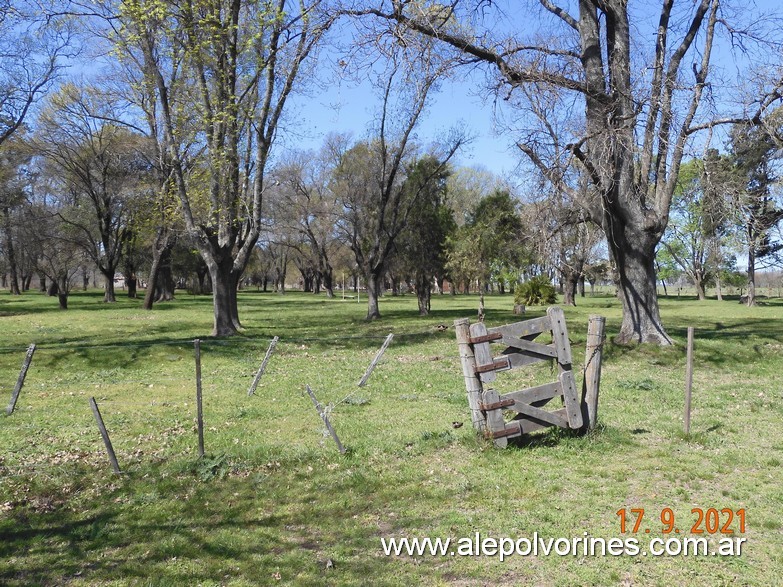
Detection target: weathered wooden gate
<box><xmin>454</xmin><ymin>307</ymin><xmax>603</xmax><ymax>448</ymax></box>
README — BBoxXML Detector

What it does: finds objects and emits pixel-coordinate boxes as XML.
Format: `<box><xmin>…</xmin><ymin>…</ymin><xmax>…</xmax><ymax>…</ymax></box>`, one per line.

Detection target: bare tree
<box><xmin>356</xmin><ymin>0</ymin><xmax>783</xmax><ymax>343</ymax></box>
<box><xmin>112</xmin><ymin>0</ymin><xmax>337</xmax><ymax>335</ymax></box>
<box><xmin>0</xmin><ymin>2</ymin><xmax>74</xmax><ymax>146</ymax></box>
<box><xmin>33</xmin><ymin>84</ymin><xmax>151</xmax><ymax>302</ymax></box>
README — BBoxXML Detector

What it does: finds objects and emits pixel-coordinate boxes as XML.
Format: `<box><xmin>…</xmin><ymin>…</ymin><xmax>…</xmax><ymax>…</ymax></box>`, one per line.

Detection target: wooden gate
<box><xmin>454</xmin><ymin>307</ymin><xmax>603</xmax><ymax>448</ymax></box>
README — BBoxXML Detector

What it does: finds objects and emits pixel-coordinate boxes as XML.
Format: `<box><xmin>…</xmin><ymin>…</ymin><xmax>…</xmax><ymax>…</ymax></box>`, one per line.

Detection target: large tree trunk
<box><xmin>143</xmin><ymin>234</ymin><xmax>169</xmax><ymax>310</ymax></box>
<box><xmin>693</xmin><ymin>275</ymin><xmax>706</xmax><ymax>301</ymax></box>
<box><xmin>715</xmin><ymin>273</ymin><xmax>723</xmax><ymax>301</ymax></box>
<box><xmin>208</xmin><ymin>257</ymin><xmax>239</xmax><ymax>336</ymax></box>
<box><xmin>47</xmin><ymin>281</ymin><xmax>58</xmax><ymax>296</ymax></box>
<box><xmin>127</xmin><ymin>276</ymin><xmax>137</xmax><ymax>298</ymax></box>
<box><xmin>608</xmin><ymin>226</ymin><xmax>672</xmax><ymax>345</ymax></box>
<box><xmin>416</xmin><ymin>272</ymin><xmax>431</xmax><ymax>316</ymax></box>
<box><xmin>102</xmin><ymin>269</ymin><xmax>117</xmax><ymax>302</ymax></box>
<box><xmin>323</xmin><ymin>268</ymin><xmax>334</xmax><ymax>298</ymax></box>
<box><xmin>365</xmin><ymin>272</ymin><xmax>382</xmax><ymax>320</ymax></box>
<box><xmin>58</xmin><ymin>292</ymin><xmax>68</xmax><ymax>309</ymax></box>
<box><xmin>563</xmin><ymin>270</ymin><xmax>579</xmax><ymax>306</ymax></box>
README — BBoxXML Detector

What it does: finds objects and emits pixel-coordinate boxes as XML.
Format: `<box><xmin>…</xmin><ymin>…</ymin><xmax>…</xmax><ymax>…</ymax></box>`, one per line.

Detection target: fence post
<box><xmin>6</xmin><ymin>343</ymin><xmax>36</xmax><ymax>415</ymax></box>
<box><xmin>358</xmin><ymin>333</ymin><xmax>393</xmax><ymax>387</ymax></box>
<box><xmin>454</xmin><ymin>318</ymin><xmax>485</xmax><ymax>432</ymax></box>
<box><xmin>305</xmin><ymin>385</ymin><xmax>346</xmax><ymax>454</ymax></box>
<box><xmin>684</xmin><ymin>327</ymin><xmax>694</xmax><ymax>435</ymax></box>
<box><xmin>89</xmin><ymin>397</ymin><xmax>121</xmax><ymax>474</ymax></box>
<box><xmin>248</xmin><ymin>336</ymin><xmax>279</xmax><ymax>396</ymax></box>
<box><xmin>194</xmin><ymin>339</ymin><xmax>205</xmax><ymax>458</ymax></box>
<box><xmin>582</xmin><ymin>315</ymin><xmax>605</xmax><ymax>432</ymax></box>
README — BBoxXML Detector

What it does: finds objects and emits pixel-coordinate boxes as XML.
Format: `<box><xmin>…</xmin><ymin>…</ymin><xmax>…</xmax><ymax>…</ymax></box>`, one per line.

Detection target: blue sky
<box><xmin>285</xmin><ymin>0</ymin><xmax>783</xmax><ymax>185</ymax></box>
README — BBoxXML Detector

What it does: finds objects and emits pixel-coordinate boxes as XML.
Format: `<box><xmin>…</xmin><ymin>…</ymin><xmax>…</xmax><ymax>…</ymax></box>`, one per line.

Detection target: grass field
<box><xmin>1</xmin><ymin>289</ymin><xmax>782</xmax><ymax>586</ymax></box>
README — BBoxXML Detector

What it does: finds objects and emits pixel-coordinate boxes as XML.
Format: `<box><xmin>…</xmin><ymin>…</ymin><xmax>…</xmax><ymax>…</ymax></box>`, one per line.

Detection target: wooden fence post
<box><xmin>358</xmin><ymin>333</ymin><xmax>393</xmax><ymax>387</ymax></box>
<box><xmin>684</xmin><ymin>327</ymin><xmax>694</xmax><ymax>435</ymax></box>
<box><xmin>194</xmin><ymin>339</ymin><xmax>205</xmax><ymax>458</ymax></box>
<box><xmin>582</xmin><ymin>315</ymin><xmax>605</xmax><ymax>432</ymax></box>
<box><xmin>248</xmin><ymin>336</ymin><xmax>279</xmax><ymax>396</ymax></box>
<box><xmin>6</xmin><ymin>343</ymin><xmax>36</xmax><ymax>415</ymax></box>
<box><xmin>89</xmin><ymin>397</ymin><xmax>121</xmax><ymax>474</ymax></box>
<box><xmin>454</xmin><ymin>318</ymin><xmax>485</xmax><ymax>433</ymax></box>
<box><xmin>305</xmin><ymin>385</ymin><xmax>346</xmax><ymax>454</ymax></box>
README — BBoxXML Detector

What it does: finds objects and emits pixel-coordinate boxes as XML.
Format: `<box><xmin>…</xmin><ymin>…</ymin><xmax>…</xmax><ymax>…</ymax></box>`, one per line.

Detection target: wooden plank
<box><xmin>501</xmin><ymin>381</ymin><xmax>562</xmax><ymax>406</ymax></box>
<box><xmin>305</xmin><ymin>385</ymin><xmax>346</xmax><ymax>454</ymax></box>
<box><xmin>6</xmin><ymin>343</ymin><xmax>36</xmax><ymax>415</ymax></box>
<box><xmin>546</xmin><ymin>307</ymin><xmax>583</xmax><ymax>429</ymax></box>
<box><xmin>547</xmin><ymin>306</ymin><xmax>572</xmax><ymax>365</ymax></box>
<box><xmin>248</xmin><ymin>336</ymin><xmax>279</xmax><ymax>396</ymax></box>
<box><xmin>89</xmin><ymin>397</ymin><xmax>121</xmax><ymax>474</ymax></box>
<box><xmin>470</xmin><ymin>322</ymin><xmax>497</xmax><ymax>385</ymax></box>
<box><xmin>504</xmin><ymin>349</ymin><xmax>550</xmax><ymax>369</ymax></box>
<box><xmin>487</xmin><ymin>316</ymin><xmax>551</xmax><ymax>340</ymax></box>
<box><xmin>454</xmin><ymin>318</ymin><xmax>486</xmax><ymax>432</ymax></box>
<box><xmin>514</xmin><ymin>409</ymin><xmax>568</xmax><ymax>434</ymax></box>
<box><xmin>560</xmin><ymin>370</ymin><xmax>583</xmax><ymax>429</ymax></box>
<box><xmin>481</xmin><ymin>388</ymin><xmax>508</xmax><ymax>448</ymax></box>
<box><xmin>358</xmin><ymin>333</ymin><xmax>394</xmax><ymax>387</ymax></box>
<box><xmin>194</xmin><ymin>339</ymin><xmax>205</xmax><ymax>458</ymax></box>
<box><xmin>582</xmin><ymin>315</ymin><xmax>606</xmax><ymax>432</ymax></box>
<box><xmin>684</xmin><ymin>326</ymin><xmax>694</xmax><ymax>435</ymax></box>
<box><xmin>498</xmin><ymin>335</ymin><xmax>558</xmax><ymax>358</ymax></box>
<box><xmin>511</xmin><ymin>402</ymin><xmax>569</xmax><ymax>428</ymax></box>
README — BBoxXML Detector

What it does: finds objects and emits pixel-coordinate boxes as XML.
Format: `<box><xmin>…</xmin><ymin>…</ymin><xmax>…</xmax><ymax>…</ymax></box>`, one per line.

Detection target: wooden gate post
<box><xmin>582</xmin><ymin>315</ymin><xmax>605</xmax><ymax>431</ymax></box>
<box><xmin>454</xmin><ymin>318</ymin><xmax>485</xmax><ymax>432</ymax></box>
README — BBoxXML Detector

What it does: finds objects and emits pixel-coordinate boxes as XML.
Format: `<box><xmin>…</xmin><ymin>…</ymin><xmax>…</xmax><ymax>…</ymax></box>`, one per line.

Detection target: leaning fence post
<box><xmin>89</xmin><ymin>397</ymin><xmax>121</xmax><ymax>474</ymax></box>
<box><xmin>684</xmin><ymin>327</ymin><xmax>694</xmax><ymax>435</ymax></box>
<box><xmin>358</xmin><ymin>333</ymin><xmax>393</xmax><ymax>387</ymax></box>
<box><xmin>248</xmin><ymin>336</ymin><xmax>279</xmax><ymax>396</ymax></box>
<box><xmin>305</xmin><ymin>385</ymin><xmax>346</xmax><ymax>454</ymax></box>
<box><xmin>6</xmin><ymin>343</ymin><xmax>36</xmax><ymax>415</ymax></box>
<box><xmin>454</xmin><ymin>318</ymin><xmax>485</xmax><ymax>432</ymax></box>
<box><xmin>582</xmin><ymin>315</ymin><xmax>605</xmax><ymax>432</ymax></box>
<box><xmin>194</xmin><ymin>339</ymin><xmax>205</xmax><ymax>458</ymax></box>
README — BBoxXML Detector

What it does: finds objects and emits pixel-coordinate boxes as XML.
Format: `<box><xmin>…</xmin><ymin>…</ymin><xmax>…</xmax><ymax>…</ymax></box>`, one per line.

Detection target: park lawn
<box><xmin>0</xmin><ymin>289</ymin><xmax>782</xmax><ymax>586</ymax></box>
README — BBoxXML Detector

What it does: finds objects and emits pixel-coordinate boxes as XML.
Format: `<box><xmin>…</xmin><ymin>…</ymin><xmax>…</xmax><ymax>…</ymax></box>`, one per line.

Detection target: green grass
<box><xmin>1</xmin><ymin>289</ymin><xmax>782</xmax><ymax>586</ymax></box>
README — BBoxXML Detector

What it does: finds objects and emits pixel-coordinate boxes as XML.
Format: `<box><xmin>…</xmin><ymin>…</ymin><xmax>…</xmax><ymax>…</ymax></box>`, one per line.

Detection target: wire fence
<box><xmin>0</xmin><ymin>330</ymin><xmax>433</xmax><ymax>477</ymax></box>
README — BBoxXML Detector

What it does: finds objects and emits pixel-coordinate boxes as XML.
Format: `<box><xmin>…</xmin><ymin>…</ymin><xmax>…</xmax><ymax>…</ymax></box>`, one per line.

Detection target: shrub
<box><xmin>515</xmin><ymin>275</ymin><xmax>557</xmax><ymax>306</ymax></box>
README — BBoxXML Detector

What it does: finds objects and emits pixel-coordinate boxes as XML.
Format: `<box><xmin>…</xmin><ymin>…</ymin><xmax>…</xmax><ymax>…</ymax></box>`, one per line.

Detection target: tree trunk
<box><xmin>143</xmin><ymin>236</ymin><xmax>168</xmax><ymax>310</ymax></box>
<box><xmin>48</xmin><ymin>281</ymin><xmax>59</xmax><ymax>296</ymax></box>
<box><xmin>746</xmin><ymin>244</ymin><xmax>756</xmax><ymax>307</ymax></box>
<box><xmin>83</xmin><ymin>267</ymin><xmax>90</xmax><ymax>291</ymax></box>
<box><xmin>102</xmin><ymin>270</ymin><xmax>117</xmax><ymax>303</ymax></box>
<box><xmin>563</xmin><ymin>271</ymin><xmax>579</xmax><ymax>306</ymax></box>
<box><xmin>3</xmin><ymin>207</ymin><xmax>20</xmax><ymax>295</ymax></box>
<box><xmin>694</xmin><ymin>276</ymin><xmax>706</xmax><ymax>301</ymax></box>
<box><xmin>416</xmin><ymin>272</ymin><xmax>431</xmax><ymax>316</ymax></box>
<box><xmin>365</xmin><ymin>272</ymin><xmax>382</xmax><ymax>320</ymax></box>
<box><xmin>208</xmin><ymin>258</ymin><xmax>239</xmax><ymax>336</ymax></box>
<box><xmin>323</xmin><ymin>269</ymin><xmax>334</xmax><ymax>298</ymax></box>
<box><xmin>38</xmin><ymin>273</ymin><xmax>47</xmax><ymax>293</ymax></box>
<box><xmin>127</xmin><ymin>277</ymin><xmax>137</xmax><ymax>298</ymax></box>
<box><xmin>22</xmin><ymin>273</ymin><xmax>32</xmax><ymax>291</ymax></box>
<box><xmin>578</xmin><ymin>275</ymin><xmax>585</xmax><ymax>297</ymax></box>
<box><xmin>58</xmin><ymin>292</ymin><xmax>68</xmax><ymax>309</ymax></box>
<box><xmin>608</xmin><ymin>227</ymin><xmax>672</xmax><ymax>344</ymax></box>
<box><xmin>715</xmin><ymin>273</ymin><xmax>723</xmax><ymax>301</ymax></box>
